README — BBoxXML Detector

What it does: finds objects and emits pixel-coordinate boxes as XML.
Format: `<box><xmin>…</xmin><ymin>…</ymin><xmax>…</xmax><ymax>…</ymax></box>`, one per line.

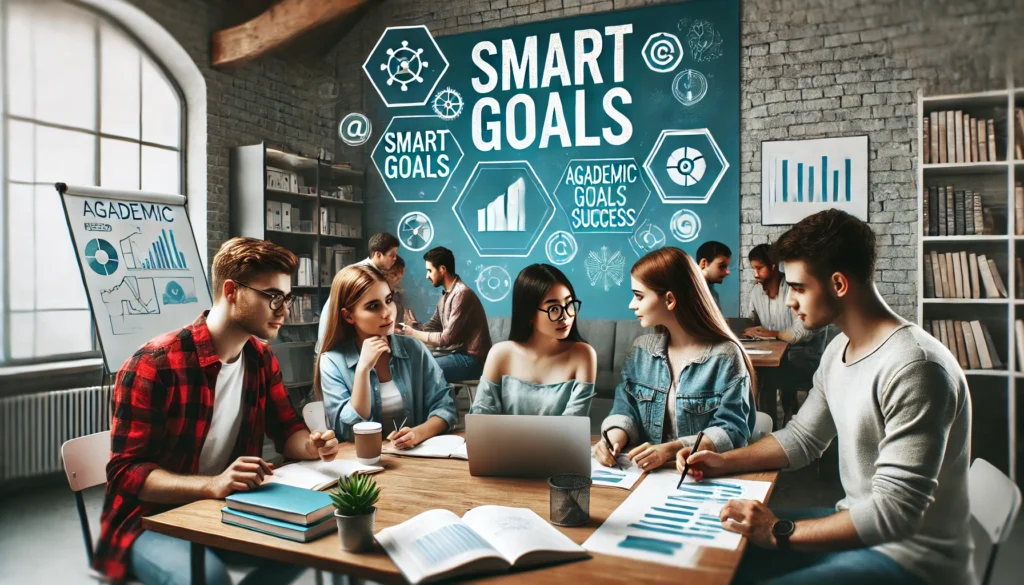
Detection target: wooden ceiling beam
<box><xmin>212</xmin><ymin>0</ymin><xmax>369</xmax><ymax>68</ymax></box>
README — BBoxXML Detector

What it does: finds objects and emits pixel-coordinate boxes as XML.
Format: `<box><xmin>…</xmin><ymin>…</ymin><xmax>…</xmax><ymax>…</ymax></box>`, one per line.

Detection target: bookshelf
<box><xmin>917</xmin><ymin>82</ymin><xmax>1023</xmax><ymax>482</ymax></box>
<box><xmin>229</xmin><ymin>142</ymin><xmax>367</xmax><ymax>392</ymax></box>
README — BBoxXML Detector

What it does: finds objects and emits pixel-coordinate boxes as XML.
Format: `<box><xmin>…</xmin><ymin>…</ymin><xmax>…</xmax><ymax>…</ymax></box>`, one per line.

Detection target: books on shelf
<box><xmin>924</xmin><ymin>319</ymin><xmax>1003</xmax><ymax>370</ymax></box>
<box><xmin>284</xmin><ymin>294</ymin><xmax>315</xmax><ymax>324</ymax></box>
<box><xmin>924</xmin><ymin>187</ymin><xmax>996</xmax><ymax>236</ymax></box>
<box><xmin>1016</xmin><ymin>183</ymin><xmax>1024</xmax><ymax>235</ymax></box>
<box><xmin>375</xmin><ymin>506</ymin><xmax>589</xmax><ymax>585</ymax></box>
<box><xmin>924</xmin><ymin>250</ymin><xmax>1004</xmax><ymax>299</ymax></box>
<box><xmin>1015</xmin><ymin>108</ymin><xmax>1024</xmax><ymax>160</ymax></box>
<box><xmin>1016</xmin><ymin>320</ymin><xmax>1024</xmax><ymax>372</ymax></box>
<box><xmin>923</xmin><ymin>111</ymin><xmax>1001</xmax><ymax>163</ymax></box>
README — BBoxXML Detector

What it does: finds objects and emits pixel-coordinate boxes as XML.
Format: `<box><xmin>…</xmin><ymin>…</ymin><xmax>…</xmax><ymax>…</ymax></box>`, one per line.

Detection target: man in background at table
<box><xmin>93</xmin><ymin>238</ymin><xmax>340</xmax><ymax>585</ymax></box>
<box><xmin>696</xmin><ymin>240</ymin><xmax>733</xmax><ymax>312</ymax></box>
<box><xmin>744</xmin><ymin>242</ymin><xmax>824</xmax><ymax>426</ymax></box>
<box><xmin>316</xmin><ymin>232</ymin><xmax>400</xmax><ymax>356</ymax></box>
<box><xmin>398</xmin><ymin>246</ymin><xmax>492</xmax><ymax>383</ymax></box>
<box><xmin>678</xmin><ymin>210</ymin><xmax>973</xmax><ymax>585</ymax></box>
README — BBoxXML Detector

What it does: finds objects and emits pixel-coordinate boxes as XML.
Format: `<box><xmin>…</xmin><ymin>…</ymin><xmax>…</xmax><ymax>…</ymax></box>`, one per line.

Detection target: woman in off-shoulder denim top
<box><xmin>469</xmin><ymin>264</ymin><xmax>597</xmax><ymax>417</ymax></box>
<box><xmin>595</xmin><ymin>247</ymin><xmax>757</xmax><ymax>472</ymax></box>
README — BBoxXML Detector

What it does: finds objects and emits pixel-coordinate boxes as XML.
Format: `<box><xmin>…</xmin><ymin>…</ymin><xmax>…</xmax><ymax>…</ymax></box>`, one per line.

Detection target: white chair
<box><xmin>752</xmin><ymin>411</ymin><xmax>773</xmax><ymax>442</ymax></box>
<box><xmin>969</xmin><ymin>458</ymin><xmax>1022</xmax><ymax>585</ymax></box>
<box><xmin>303</xmin><ymin>400</ymin><xmax>328</xmax><ymax>433</ymax></box>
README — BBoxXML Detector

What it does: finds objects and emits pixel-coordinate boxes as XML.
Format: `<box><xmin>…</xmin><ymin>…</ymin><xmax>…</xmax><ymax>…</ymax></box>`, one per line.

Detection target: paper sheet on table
<box><xmin>590</xmin><ymin>455</ymin><xmax>643</xmax><ymax>490</ymax></box>
<box><xmin>266</xmin><ymin>459</ymin><xmax>384</xmax><ymax>491</ymax></box>
<box><xmin>583</xmin><ymin>471</ymin><xmax>772</xmax><ymax>568</ymax></box>
<box><xmin>383</xmin><ymin>435</ymin><xmax>466</xmax><ymax>458</ymax></box>
<box><xmin>745</xmin><ymin>349</ymin><xmax>773</xmax><ymax>355</ymax></box>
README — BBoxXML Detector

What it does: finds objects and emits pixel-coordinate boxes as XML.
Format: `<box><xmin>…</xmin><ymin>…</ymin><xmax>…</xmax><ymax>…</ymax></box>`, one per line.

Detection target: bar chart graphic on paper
<box><xmin>761</xmin><ymin>136</ymin><xmax>868</xmax><ymax>224</ymax></box>
<box><xmin>477</xmin><ymin>178</ymin><xmax>526</xmax><ymax>232</ymax></box>
<box><xmin>120</xmin><ymin>228</ymin><xmax>190</xmax><ymax>271</ymax></box>
<box><xmin>412</xmin><ymin>524</ymin><xmax>492</xmax><ymax>565</ymax></box>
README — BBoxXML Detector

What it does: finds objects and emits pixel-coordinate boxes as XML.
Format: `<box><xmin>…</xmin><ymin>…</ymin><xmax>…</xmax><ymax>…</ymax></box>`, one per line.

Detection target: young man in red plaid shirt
<box><xmin>93</xmin><ymin>237</ymin><xmax>340</xmax><ymax>585</ymax></box>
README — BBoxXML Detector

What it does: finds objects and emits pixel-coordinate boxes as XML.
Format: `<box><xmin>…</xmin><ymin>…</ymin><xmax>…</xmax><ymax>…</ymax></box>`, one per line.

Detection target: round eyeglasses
<box><xmin>537</xmin><ymin>299</ymin><xmax>582</xmax><ymax>322</ymax></box>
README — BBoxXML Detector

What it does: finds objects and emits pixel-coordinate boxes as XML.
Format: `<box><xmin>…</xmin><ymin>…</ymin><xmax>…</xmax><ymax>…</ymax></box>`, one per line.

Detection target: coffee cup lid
<box><xmin>353</xmin><ymin>421</ymin><xmax>382</xmax><ymax>433</ymax></box>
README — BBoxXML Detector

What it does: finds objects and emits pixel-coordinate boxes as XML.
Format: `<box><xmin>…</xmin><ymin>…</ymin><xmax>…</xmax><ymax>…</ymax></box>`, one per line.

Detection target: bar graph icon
<box><xmin>761</xmin><ymin>136</ymin><xmax>868</xmax><ymax>225</ymax></box>
<box><xmin>120</xmin><ymin>229</ymin><xmax>189</xmax><ymax>271</ymax></box>
<box><xmin>412</xmin><ymin>524</ymin><xmax>493</xmax><ymax>565</ymax></box>
<box><xmin>477</xmin><ymin>177</ymin><xmax>526</xmax><ymax>232</ymax></box>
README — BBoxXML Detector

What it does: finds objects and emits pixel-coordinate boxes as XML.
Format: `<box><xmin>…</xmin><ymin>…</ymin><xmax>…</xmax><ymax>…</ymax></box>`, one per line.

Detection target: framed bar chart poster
<box><xmin>760</xmin><ymin>136</ymin><xmax>869</xmax><ymax>225</ymax></box>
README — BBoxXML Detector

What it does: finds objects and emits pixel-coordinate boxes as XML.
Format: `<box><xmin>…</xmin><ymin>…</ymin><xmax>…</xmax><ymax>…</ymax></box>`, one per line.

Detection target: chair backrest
<box><xmin>61</xmin><ymin>430</ymin><xmax>111</xmax><ymax>492</ymax></box>
<box><xmin>970</xmin><ymin>458</ymin><xmax>1021</xmax><ymax>545</ymax></box>
<box><xmin>753</xmin><ymin>411</ymin><xmax>773</xmax><ymax>442</ymax></box>
<box><xmin>970</xmin><ymin>458</ymin><xmax>1022</xmax><ymax>585</ymax></box>
<box><xmin>303</xmin><ymin>401</ymin><xmax>328</xmax><ymax>433</ymax></box>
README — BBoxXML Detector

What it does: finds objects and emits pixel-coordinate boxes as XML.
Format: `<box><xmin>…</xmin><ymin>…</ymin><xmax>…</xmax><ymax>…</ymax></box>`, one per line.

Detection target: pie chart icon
<box><xmin>85</xmin><ymin>238</ymin><xmax>119</xmax><ymax>275</ymax></box>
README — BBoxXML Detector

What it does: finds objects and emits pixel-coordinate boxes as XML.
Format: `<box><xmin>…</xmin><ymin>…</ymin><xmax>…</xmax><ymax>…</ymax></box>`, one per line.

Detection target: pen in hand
<box><xmin>602</xmin><ymin>429</ymin><xmax>622</xmax><ymax>470</ymax></box>
<box><xmin>677</xmin><ymin>430</ymin><xmax>705</xmax><ymax>489</ymax></box>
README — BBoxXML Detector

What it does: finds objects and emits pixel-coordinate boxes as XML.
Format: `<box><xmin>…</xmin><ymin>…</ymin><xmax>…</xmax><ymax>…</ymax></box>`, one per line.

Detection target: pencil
<box><xmin>677</xmin><ymin>430</ymin><xmax>705</xmax><ymax>489</ymax></box>
<box><xmin>602</xmin><ymin>429</ymin><xmax>622</xmax><ymax>470</ymax></box>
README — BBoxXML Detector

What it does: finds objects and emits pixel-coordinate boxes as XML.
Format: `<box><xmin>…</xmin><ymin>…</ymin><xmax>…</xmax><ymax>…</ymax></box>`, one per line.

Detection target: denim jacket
<box><xmin>318</xmin><ymin>335</ymin><xmax>457</xmax><ymax>439</ymax></box>
<box><xmin>602</xmin><ymin>334</ymin><xmax>756</xmax><ymax>453</ymax></box>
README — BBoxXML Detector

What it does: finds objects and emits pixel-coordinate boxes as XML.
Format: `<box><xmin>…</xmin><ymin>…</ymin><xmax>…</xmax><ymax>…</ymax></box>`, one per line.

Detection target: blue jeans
<box><xmin>434</xmin><ymin>352</ymin><xmax>483</xmax><ymax>383</ymax></box>
<box><xmin>131</xmin><ymin>530</ymin><xmax>305</xmax><ymax>585</ymax></box>
<box><xmin>732</xmin><ymin>509</ymin><xmax>927</xmax><ymax>585</ymax></box>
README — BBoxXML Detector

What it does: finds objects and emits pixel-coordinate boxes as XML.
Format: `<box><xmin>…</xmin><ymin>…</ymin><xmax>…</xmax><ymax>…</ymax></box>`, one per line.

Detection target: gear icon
<box><xmin>432</xmin><ymin>87</ymin><xmax>463</xmax><ymax>121</ymax></box>
<box><xmin>381</xmin><ymin>40</ymin><xmax>428</xmax><ymax>92</ymax></box>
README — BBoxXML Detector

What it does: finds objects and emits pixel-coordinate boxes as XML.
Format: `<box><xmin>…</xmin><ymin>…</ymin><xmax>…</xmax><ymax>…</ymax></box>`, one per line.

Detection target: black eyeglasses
<box><xmin>233</xmin><ymin>281</ymin><xmax>294</xmax><ymax>311</ymax></box>
<box><xmin>537</xmin><ymin>299</ymin><xmax>582</xmax><ymax>322</ymax></box>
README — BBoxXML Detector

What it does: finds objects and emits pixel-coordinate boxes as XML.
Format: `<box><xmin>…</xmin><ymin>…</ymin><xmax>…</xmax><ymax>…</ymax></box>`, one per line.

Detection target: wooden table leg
<box><xmin>191</xmin><ymin>541</ymin><xmax>205</xmax><ymax>585</ymax></box>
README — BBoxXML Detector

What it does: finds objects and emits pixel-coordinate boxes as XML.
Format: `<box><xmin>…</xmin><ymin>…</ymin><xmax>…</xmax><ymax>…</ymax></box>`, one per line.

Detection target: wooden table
<box><xmin>143</xmin><ymin>441</ymin><xmax>778</xmax><ymax>585</ymax></box>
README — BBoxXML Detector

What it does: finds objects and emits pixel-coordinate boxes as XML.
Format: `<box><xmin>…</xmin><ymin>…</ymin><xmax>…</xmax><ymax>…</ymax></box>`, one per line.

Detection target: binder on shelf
<box><xmin>269</xmin><ymin>201</ymin><xmax>282</xmax><ymax>231</ymax></box>
<box><xmin>281</xmin><ymin>203</ymin><xmax>292</xmax><ymax>232</ymax></box>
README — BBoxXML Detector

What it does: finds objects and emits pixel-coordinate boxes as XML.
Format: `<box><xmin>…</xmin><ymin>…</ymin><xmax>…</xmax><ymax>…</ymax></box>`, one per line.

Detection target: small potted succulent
<box><xmin>330</xmin><ymin>474</ymin><xmax>381</xmax><ymax>552</ymax></box>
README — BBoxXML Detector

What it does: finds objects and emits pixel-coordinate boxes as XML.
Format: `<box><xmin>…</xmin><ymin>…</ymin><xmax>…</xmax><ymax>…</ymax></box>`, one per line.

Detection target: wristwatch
<box><xmin>771</xmin><ymin>519</ymin><xmax>795</xmax><ymax>550</ymax></box>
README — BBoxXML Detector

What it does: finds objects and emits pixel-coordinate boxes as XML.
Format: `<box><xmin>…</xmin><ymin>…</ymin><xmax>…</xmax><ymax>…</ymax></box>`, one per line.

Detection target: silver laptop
<box><xmin>465</xmin><ymin>414</ymin><xmax>591</xmax><ymax>478</ymax></box>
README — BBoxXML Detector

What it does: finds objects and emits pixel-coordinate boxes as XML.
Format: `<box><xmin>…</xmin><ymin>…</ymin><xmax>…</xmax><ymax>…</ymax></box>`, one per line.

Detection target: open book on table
<box><xmin>265</xmin><ymin>458</ymin><xmax>384</xmax><ymax>491</ymax></box>
<box><xmin>376</xmin><ymin>506</ymin><xmax>588</xmax><ymax>585</ymax></box>
<box><xmin>383</xmin><ymin>435</ymin><xmax>468</xmax><ymax>460</ymax></box>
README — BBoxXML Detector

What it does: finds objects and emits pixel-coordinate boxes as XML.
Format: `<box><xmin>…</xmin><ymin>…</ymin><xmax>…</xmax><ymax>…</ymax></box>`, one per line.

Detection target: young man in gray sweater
<box><xmin>677</xmin><ymin>209</ymin><xmax>973</xmax><ymax>585</ymax></box>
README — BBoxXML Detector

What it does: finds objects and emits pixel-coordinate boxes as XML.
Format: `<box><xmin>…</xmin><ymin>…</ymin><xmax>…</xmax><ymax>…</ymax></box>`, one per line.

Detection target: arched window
<box><xmin>1</xmin><ymin>0</ymin><xmax>184</xmax><ymax>365</ymax></box>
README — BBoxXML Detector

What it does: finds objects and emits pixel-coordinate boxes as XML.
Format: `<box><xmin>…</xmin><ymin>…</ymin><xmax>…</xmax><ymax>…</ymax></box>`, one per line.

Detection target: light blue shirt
<box><xmin>318</xmin><ymin>334</ymin><xmax>457</xmax><ymax>439</ymax></box>
<box><xmin>469</xmin><ymin>375</ymin><xmax>595</xmax><ymax>416</ymax></box>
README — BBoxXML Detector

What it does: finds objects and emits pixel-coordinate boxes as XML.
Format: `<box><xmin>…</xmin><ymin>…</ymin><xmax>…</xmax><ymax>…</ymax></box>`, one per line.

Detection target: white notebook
<box><xmin>266</xmin><ymin>458</ymin><xmax>384</xmax><ymax>491</ymax></box>
<box><xmin>376</xmin><ymin>506</ymin><xmax>588</xmax><ymax>585</ymax></box>
<box><xmin>383</xmin><ymin>435</ymin><xmax>468</xmax><ymax>460</ymax></box>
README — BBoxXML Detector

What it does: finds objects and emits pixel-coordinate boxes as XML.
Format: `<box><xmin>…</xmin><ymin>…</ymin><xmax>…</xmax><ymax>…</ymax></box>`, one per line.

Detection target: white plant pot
<box><xmin>335</xmin><ymin>508</ymin><xmax>376</xmax><ymax>552</ymax></box>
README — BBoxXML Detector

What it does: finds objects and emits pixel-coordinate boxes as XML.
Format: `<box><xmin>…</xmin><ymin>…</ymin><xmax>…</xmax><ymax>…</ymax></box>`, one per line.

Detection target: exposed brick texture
<box><xmin>333</xmin><ymin>0</ymin><xmax>1021</xmax><ymax>320</ymax></box>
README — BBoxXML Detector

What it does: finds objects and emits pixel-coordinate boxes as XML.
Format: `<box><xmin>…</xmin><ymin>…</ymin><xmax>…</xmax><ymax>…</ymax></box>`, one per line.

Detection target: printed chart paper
<box><xmin>590</xmin><ymin>456</ymin><xmax>643</xmax><ymax>490</ymax></box>
<box><xmin>583</xmin><ymin>471</ymin><xmax>771</xmax><ymax>568</ymax></box>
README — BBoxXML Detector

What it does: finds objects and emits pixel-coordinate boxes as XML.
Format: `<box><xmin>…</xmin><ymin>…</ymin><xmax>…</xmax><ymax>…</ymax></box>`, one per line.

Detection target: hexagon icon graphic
<box><xmin>372</xmin><ymin>115</ymin><xmax>464</xmax><ymax>203</ymax></box>
<box><xmin>643</xmin><ymin>129</ymin><xmax>729</xmax><ymax>204</ymax></box>
<box><xmin>363</xmin><ymin>25</ymin><xmax>449</xmax><ymax>108</ymax></box>
<box><xmin>453</xmin><ymin>161</ymin><xmax>555</xmax><ymax>258</ymax></box>
<box><xmin>553</xmin><ymin>158</ymin><xmax>652</xmax><ymax>235</ymax></box>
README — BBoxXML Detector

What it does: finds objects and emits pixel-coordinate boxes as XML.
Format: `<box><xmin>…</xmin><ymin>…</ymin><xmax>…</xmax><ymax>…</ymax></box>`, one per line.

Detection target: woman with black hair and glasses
<box><xmin>469</xmin><ymin>264</ymin><xmax>597</xmax><ymax>416</ymax></box>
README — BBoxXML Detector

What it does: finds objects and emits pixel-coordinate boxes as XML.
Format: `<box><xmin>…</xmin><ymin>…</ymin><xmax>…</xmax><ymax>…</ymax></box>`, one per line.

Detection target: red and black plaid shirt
<box><xmin>93</xmin><ymin>312</ymin><xmax>305</xmax><ymax>582</ymax></box>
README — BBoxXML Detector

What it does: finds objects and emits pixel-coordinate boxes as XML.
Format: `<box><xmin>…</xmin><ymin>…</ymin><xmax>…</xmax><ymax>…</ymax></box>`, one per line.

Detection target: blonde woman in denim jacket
<box><xmin>595</xmin><ymin>247</ymin><xmax>757</xmax><ymax>471</ymax></box>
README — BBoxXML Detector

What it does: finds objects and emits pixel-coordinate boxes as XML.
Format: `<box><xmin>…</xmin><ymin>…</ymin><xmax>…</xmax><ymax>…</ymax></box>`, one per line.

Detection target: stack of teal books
<box><xmin>222</xmin><ymin>483</ymin><xmax>337</xmax><ymax>542</ymax></box>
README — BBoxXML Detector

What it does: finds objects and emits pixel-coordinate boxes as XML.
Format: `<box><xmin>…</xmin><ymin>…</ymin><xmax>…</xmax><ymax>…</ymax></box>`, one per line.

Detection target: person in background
<box><xmin>696</xmin><ymin>240</ymin><xmax>733</xmax><ymax>311</ymax></box>
<box><xmin>744</xmin><ymin>243</ymin><xmax>824</xmax><ymax>426</ymax></box>
<box><xmin>93</xmin><ymin>238</ymin><xmax>340</xmax><ymax>585</ymax></box>
<box><xmin>399</xmin><ymin>246</ymin><xmax>492</xmax><ymax>383</ymax></box>
<box><xmin>316</xmin><ymin>265</ymin><xmax>456</xmax><ymax>448</ymax></box>
<box><xmin>470</xmin><ymin>264</ymin><xmax>596</xmax><ymax>416</ymax></box>
<box><xmin>677</xmin><ymin>210</ymin><xmax>972</xmax><ymax>585</ymax></box>
<box><xmin>384</xmin><ymin>255</ymin><xmax>408</xmax><ymax>327</ymax></box>
<box><xmin>595</xmin><ymin>247</ymin><xmax>756</xmax><ymax>471</ymax></box>
<box><xmin>316</xmin><ymin>232</ymin><xmax>400</xmax><ymax>356</ymax></box>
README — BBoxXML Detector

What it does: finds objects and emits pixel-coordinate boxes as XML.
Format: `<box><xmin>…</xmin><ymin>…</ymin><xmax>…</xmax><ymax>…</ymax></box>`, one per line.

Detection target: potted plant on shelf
<box><xmin>330</xmin><ymin>474</ymin><xmax>381</xmax><ymax>552</ymax></box>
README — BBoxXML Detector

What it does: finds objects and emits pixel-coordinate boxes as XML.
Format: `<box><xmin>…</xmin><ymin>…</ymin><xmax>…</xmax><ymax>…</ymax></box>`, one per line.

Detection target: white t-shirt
<box><xmin>198</xmin><ymin>353</ymin><xmax>246</xmax><ymax>475</ymax></box>
<box><xmin>379</xmin><ymin>379</ymin><xmax>404</xmax><ymax>424</ymax></box>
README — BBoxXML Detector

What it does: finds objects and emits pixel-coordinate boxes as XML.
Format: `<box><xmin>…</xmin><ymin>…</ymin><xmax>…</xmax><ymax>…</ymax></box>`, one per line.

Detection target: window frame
<box><xmin>0</xmin><ymin>0</ymin><xmax>188</xmax><ymax>369</ymax></box>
